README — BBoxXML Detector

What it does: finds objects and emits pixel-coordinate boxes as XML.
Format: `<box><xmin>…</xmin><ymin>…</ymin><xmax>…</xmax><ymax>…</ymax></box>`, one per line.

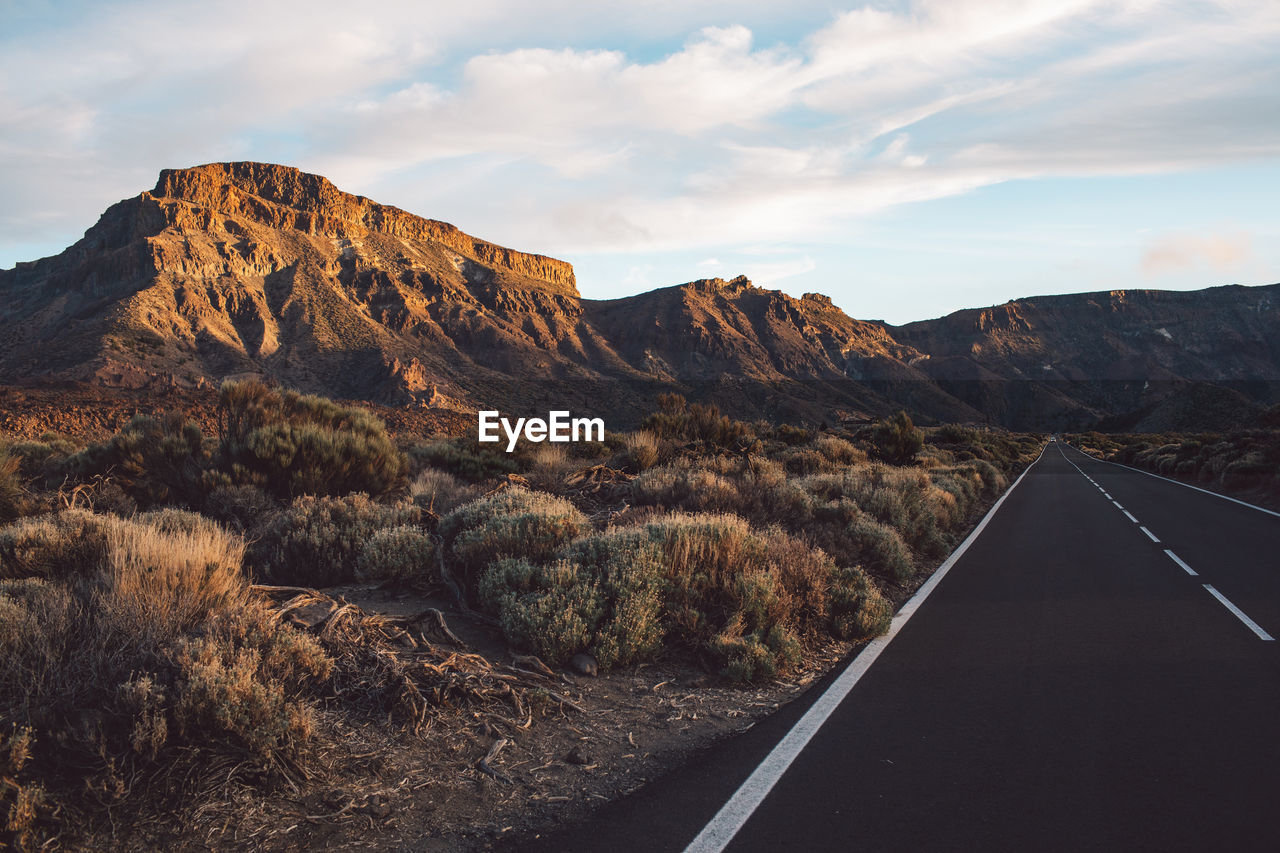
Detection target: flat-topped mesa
<box><xmin>152</xmin><ymin>162</ymin><xmax>578</xmax><ymax>296</ymax></box>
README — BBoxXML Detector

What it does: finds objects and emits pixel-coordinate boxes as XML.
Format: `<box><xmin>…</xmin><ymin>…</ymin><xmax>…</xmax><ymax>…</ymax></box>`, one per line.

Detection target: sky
<box><xmin>2</xmin><ymin>0</ymin><xmax>1278</xmax><ymax>324</ymax></box>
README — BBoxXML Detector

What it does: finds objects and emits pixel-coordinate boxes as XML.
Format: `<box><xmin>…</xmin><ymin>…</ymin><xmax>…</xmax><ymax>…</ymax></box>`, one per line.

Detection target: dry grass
<box><xmin>409</xmin><ymin>468</ymin><xmax>480</xmax><ymax>515</ymax></box>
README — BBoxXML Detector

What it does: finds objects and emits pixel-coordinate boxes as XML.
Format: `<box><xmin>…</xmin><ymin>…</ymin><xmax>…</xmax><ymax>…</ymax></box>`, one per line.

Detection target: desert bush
<box><xmin>813</xmin><ymin>434</ymin><xmax>865</xmax><ymax>466</ymax></box>
<box><xmin>0</xmin><ymin>511</ymin><xmax>332</xmax><ymax>849</ymax></box>
<box><xmin>218</xmin><ymin>380</ymin><xmax>405</xmax><ymax>498</ymax></box>
<box><xmin>523</xmin><ymin>442</ymin><xmax>576</xmax><ymax>490</ymax></box>
<box><xmin>253</xmin><ymin>493</ymin><xmax>421</xmax><ymax>586</ymax></box>
<box><xmin>171</xmin><ymin>604</ymin><xmax>331</xmax><ymax>758</ymax></box>
<box><xmin>202</xmin><ymin>483</ymin><xmax>278</xmax><ymax>534</ymax></box>
<box><xmin>829</xmin><ymin>566</ymin><xmax>893</xmax><ymax>639</ymax></box>
<box><xmin>870</xmin><ymin>410</ymin><xmax>923</xmax><ymax>465</ymax></box>
<box><xmin>68</xmin><ymin>413</ymin><xmax>209</xmax><ymax>508</ymax></box>
<box><xmin>0</xmin><ymin>509</ymin><xmax>119</xmax><ymax>581</ymax></box>
<box><xmin>641</xmin><ymin>395</ymin><xmax>758</xmax><ymax>451</ymax></box>
<box><xmin>409</xmin><ymin>468</ymin><xmax>480</xmax><ymax>515</ymax></box>
<box><xmin>619</xmin><ymin>429</ymin><xmax>662</xmax><ymax>471</ymax></box>
<box><xmin>843</xmin><ymin>515</ymin><xmax>914</xmax><ymax>582</ymax></box>
<box><xmin>473</xmin><ymin>513</ymin><xmax>885</xmax><ymax>681</ymax></box>
<box><xmin>479</xmin><ymin>558</ymin><xmax>604</xmax><ymax>665</ymax></box>
<box><xmin>96</xmin><ymin>512</ymin><xmax>247</xmax><ymax>641</ymax></box>
<box><xmin>439</xmin><ymin>487</ymin><xmax>587</xmax><ymax>594</ymax></box>
<box><xmin>356</xmin><ymin>525</ymin><xmax>437</xmax><ymax>582</ymax></box>
<box><xmin>0</xmin><ymin>447</ymin><xmax>29</xmax><ymax>522</ymax></box>
<box><xmin>408</xmin><ymin>439</ymin><xmax>518</xmax><ymax>483</ymax></box>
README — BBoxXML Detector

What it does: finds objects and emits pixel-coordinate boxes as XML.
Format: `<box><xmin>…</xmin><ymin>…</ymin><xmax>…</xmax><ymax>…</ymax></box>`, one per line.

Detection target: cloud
<box><xmin>1141</xmin><ymin>232</ymin><xmax>1254</xmax><ymax>277</ymax></box>
<box><xmin>2</xmin><ymin>0</ymin><xmax>1279</xmax><ymax>277</ymax></box>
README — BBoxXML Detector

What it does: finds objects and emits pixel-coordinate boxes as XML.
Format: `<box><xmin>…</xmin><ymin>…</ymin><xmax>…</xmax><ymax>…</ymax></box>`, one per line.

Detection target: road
<box><xmin>513</xmin><ymin>441</ymin><xmax>1280</xmax><ymax>853</ymax></box>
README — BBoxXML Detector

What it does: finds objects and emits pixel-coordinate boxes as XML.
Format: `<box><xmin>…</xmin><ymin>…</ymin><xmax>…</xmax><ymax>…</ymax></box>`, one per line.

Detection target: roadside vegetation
<box><xmin>0</xmin><ymin>384</ymin><xmax>1039</xmax><ymax>849</ymax></box>
<box><xmin>1067</xmin><ymin>410</ymin><xmax>1280</xmax><ymax>505</ymax></box>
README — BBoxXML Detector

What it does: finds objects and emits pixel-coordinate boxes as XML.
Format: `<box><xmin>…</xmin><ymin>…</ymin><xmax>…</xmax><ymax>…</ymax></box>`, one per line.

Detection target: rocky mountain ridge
<box><xmin>2</xmin><ymin>162</ymin><xmax>1277</xmax><ymax>430</ymax></box>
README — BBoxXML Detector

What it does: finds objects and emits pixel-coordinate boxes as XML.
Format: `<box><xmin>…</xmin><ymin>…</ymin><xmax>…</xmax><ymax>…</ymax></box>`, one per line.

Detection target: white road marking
<box><xmin>1164</xmin><ymin>550</ymin><xmax>1198</xmax><ymax>576</ymax></box>
<box><xmin>1202</xmin><ymin>585</ymin><xmax>1275</xmax><ymax>641</ymax></box>
<box><xmin>1123</xmin><ymin>510</ymin><xmax>1139</xmax><ymax>523</ymax></box>
<box><xmin>1140</xmin><ymin>526</ymin><xmax>1160</xmax><ymax>542</ymax></box>
<box><xmin>1103</xmin><ymin>493</ymin><xmax>1111</xmax><ymax>500</ymax></box>
<box><xmin>682</xmin><ymin>447</ymin><xmax>1051</xmax><ymax>853</ymax></box>
<box><xmin>1070</xmin><ymin>446</ymin><xmax>1280</xmax><ymax>519</ymax></box>
<box><xmin>1113</xmin><ymin>501</ymin><xmax>1124</xmax><ymax>509</ymax></box>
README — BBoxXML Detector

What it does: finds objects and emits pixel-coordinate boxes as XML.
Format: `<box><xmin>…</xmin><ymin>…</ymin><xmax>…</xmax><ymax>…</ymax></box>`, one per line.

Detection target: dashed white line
<box><xmin>1202</xmin><ymin>585</ymin><xmax>1275</xmax><ymax>641</ymax></box>
<box><xmin>1103</xmin><ymin>493</ymin><xmax>1111</xmax><ymax>500</ymax></box>
<box><xmin>1067</xmin><ymin>445</ymin><xmax>1280</xmax><ymax>519</ymax></box>
<box><xmin>1140</xmin><ymin>526</ymin><xmax>1160</xmax><ymax>543</ymax></box>
<box><xmin>1164</xmin><ymin>550</ymin><xmax>1198</xmax><ymax>576</ymax></box>
<box><xmin>1123</xmin><ymin>510</ymin><xmax>1139</xmax><ymax>523</ymax></box>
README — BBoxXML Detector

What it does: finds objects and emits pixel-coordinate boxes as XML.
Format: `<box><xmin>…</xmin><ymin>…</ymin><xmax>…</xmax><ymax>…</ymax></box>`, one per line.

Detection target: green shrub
<box><xmin>254</xmin><ymin>493</ymin><xmax>421</xmax><ymax>585</ymax></box>
<box><xmin>439</xmin><ymin>487</ymin><xmax>587</xmax><ymax>594</ymax></box>
<box><xmin>870</xmin><ymin>410</ymin><xmax>923</xmax><ymax>465</ymax></box>
<box><xmin>68</xmin><ymin>413</ymin><xmax>208</xmax><ymax>508</ymax></box>
<box><xmin>218</xmin><ymin>380</ymin><xmax>406</xmax><ymax>498</ymax></box>
<box><xmin>829</xmin><ymin>566</ymin><xmax>892</xmax><ymax>639</ymax></box>
<box><xmin>408</xmin><ymin>439</ymin><xmax>518</xmax><ymax>483</ymax></box>
<box><xmin>641</xmin><ymin>395</ymin><xmax>758</xmax><ymax>451</ymax></box>
<box><xmin>356</xmin><ymin>525</ymin><xmax>437</xmax><ymax>582</ymax></box>
<box><xmin>845</xmin><ymin>515</ymin><xmax>914</xmax><ymax>582</ymax></box>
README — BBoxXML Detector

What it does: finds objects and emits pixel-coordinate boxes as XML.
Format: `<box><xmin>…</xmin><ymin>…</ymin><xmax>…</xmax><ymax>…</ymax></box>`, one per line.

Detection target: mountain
<box><xmin>2</xmin><ymin>162</ymin><xmax>1277</xmax><ymax>430</ymax></box>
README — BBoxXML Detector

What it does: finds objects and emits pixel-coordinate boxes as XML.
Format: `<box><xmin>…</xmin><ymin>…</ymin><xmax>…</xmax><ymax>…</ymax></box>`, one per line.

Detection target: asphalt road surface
<box><xmin>514</xmin><ymin>441</ymin><xmax>1280</xmax><ymax>853</ymax></box>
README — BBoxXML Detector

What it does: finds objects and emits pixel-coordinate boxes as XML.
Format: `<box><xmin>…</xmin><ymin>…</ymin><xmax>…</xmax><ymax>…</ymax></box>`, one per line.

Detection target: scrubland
<box><xmin>0</xmin><ymin>383</ymin><xmax>1038</xmax><ymax>849</ymax></box>
<box><xmin>1069</xmin><ymin>419</ymin><xmax>1280</xmax><ymax>507</ymax></box>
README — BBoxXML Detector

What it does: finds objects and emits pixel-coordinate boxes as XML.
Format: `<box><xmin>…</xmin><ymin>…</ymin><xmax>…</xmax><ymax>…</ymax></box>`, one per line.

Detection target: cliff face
<box><xmin>2</xmin><ymin>162</ymin><xmax>1277</xmax><ymax>429</ymax></box>
<box><xmin>894</xmin><ymin>286</ymin><xmax>1280</xmax><ymax>427</ymax></box>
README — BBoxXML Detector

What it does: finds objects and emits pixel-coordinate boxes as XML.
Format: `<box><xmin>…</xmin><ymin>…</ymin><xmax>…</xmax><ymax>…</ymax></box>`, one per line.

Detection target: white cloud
<box><xmin>2</xmin><ymin>0</ymin><xmax>1279</xmax><ymax>290</ymax></box>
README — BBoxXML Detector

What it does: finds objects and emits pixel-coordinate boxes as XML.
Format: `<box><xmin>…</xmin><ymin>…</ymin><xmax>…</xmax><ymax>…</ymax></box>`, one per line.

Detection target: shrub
<box><xmin>408</xmin><ymin>439</ymin><xmax>518</xmax><ymax>483</ymax></box>
<box><xmin>619</xmin><ymin>429</ymin><xmax>662</xmax><ymax>471</ymax></box>
<box><xmin>172</xmin><ymin>604</ymin><xmax>331</xmax><ymax>758</ymax></box>
<box><xmin>0</xmin><ymin>510</ymin><xmax>119</xmax><ymax>581</ymax></box>
<box><xmin>253</xmin><ymin>493</ymin><xmax>421</xmax><ymax>586</ymax></box>
<box><xmin>844</xmin><ymin>515</ymin><xmax>914</xmax><ymax>582</ymax></box>
<box><xmin>829</xmin><ymin>566</ymin><xmax>892</xmax><ymax>639</ymax></box>
<box><xmin>0</xmin><ymin>447</ymin><xmax>29</xmax><ymax>522</ymax></box>
<box><xmin>356</xmin><ymin>526</ymin><xmax>437</xmax><ymax>582</ymax></box>
<box><xmin>67</xmin><ymin>413</ymin><xmax>208</xmax><ymax>508</ymax></box>
<box><xmin>409</xmin><ymin>468</ymin><xmax>480</xmax><ymax>515</ymax></box>
<box><xmin>479</xmin><ymin>558</ymin><xmax>603</xmax><ymax>665</ymax></box>
<box><xmin>439</xmin><ymin>487</ymin><xmax>587</xmax><ymax>594</ymax></box>
<box><xmin>0</xmin><ymin>511</ymin><xmax>332</xmax><ymax>850</ymax></box>
<box><xmin>218</xmin><ymin>380</ymin><xmax>406</xmax><ymax>498</ymax></box>
<box><xmin>641</xmin><ymin>395</ymin><xmax>758</xmax><ymax>451</ymax></box>
<box><xmin>870</xmin><ymin>410</ymin><xmax>924</xmax><ymax>465</ymax></box>
<box><xmin>202</xmin><ymin>483</ymin><xmax>278</xmax><ymax>534</ymax></box>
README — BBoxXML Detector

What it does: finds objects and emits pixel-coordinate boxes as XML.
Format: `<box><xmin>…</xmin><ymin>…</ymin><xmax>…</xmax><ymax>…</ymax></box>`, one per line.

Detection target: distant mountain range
<box><xmin>2</xmin><ymin>162</ymin><xmax>1277</xmax><ymax>431</ymax></box>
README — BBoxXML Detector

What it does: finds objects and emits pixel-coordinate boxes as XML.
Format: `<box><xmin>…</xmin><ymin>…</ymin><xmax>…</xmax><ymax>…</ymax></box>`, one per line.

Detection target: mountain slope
<box><xmin>2</xmin><ymin>162</ymin><xmax>1277</xmax><ymax>429</ymax></box>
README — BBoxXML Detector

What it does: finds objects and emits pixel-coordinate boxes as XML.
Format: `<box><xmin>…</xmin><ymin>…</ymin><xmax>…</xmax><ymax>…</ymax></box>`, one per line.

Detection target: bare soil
<box><xmin>129</xmin><ymin>584</ymin><xmax>848</xmax><ymax>852</ymax></box>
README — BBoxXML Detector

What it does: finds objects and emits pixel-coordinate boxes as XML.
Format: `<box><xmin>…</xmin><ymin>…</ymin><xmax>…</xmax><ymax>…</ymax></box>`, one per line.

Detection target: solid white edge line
<box><xmin>1139</xmin><ymin>526</ymin><xmax>1160</xmax><ymax>543</ymax></box>
<box><xmin>1067</xmin><ymin>445</ymin><xmax>1280</xmax><ymax>520</ymax></box>
<box><xmin>682</xmin><ymin>446</ymin><xmax>1050</xmax><ymax>853</ymax></box>
<box><xmin>1202</xmin><ymin>585</ymin><xmax>1275</xmax><ymax>641</ymax></box>
<box><xmin>1123</xmin><ymin>510</ymin><xmax>1139</xmax><ymax>523</ymax></box>
<box><xmin>1164</xmin><ymin>549</ymin><xmax>1198</xmax><ymax>576</ymax></box>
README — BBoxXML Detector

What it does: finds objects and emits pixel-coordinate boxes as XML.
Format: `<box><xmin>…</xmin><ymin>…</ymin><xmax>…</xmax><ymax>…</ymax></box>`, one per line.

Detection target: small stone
<box><xmin>565</xmin><ymin>746</ymin><xmax>592</xmax><ymax>765</ymax></box>
<box><xmin>570</xmin><ymin>653</ymin><xmax>598</xmax><ymax>677</ymax></box>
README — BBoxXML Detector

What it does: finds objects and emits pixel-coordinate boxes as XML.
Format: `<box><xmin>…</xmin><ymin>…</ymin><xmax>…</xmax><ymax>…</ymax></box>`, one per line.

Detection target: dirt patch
<box><xmin>133</xmin><ymin>584</ymin><xmax>846</xmax><ymax>852</ymax></box>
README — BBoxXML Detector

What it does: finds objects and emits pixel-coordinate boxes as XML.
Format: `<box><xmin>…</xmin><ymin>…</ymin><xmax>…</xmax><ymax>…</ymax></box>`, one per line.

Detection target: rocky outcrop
<box><xmin>2</xmin><ymin>162</ymin><xmax>1278</xmax><ymax>430</ymax></box>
